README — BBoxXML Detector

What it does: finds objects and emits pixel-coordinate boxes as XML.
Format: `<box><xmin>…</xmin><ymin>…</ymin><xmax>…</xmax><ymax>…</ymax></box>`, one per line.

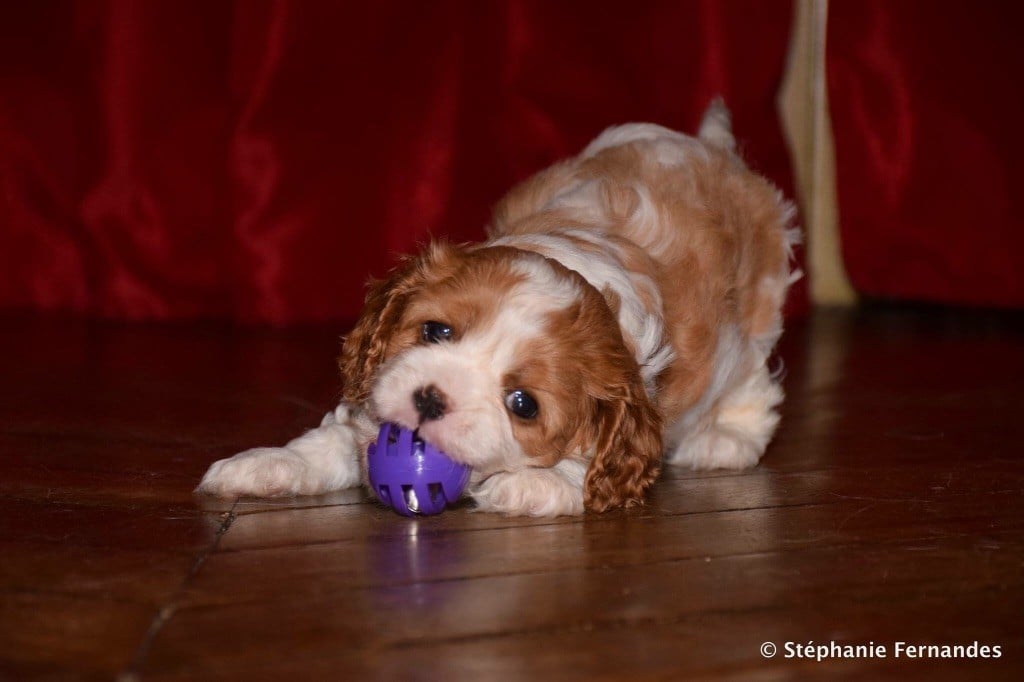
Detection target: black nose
<box><xmin>412</xmin><ymin>384</ymin><xmax>448</xmax><ymax>422</ymax></box>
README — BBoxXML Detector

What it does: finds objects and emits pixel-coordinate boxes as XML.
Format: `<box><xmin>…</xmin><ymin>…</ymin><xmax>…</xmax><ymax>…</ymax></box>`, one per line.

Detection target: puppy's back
<box><xmin>489</xmin><ymin>102</ymin><xmax>798</xmax><ymax>420</ymax></box>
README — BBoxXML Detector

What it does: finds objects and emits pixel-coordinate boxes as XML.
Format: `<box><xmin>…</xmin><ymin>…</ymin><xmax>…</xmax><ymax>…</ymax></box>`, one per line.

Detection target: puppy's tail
<box><xmin>698</xmin><ymin>97</ymin><xmax>735</xmax><ymax>151</ymax></box>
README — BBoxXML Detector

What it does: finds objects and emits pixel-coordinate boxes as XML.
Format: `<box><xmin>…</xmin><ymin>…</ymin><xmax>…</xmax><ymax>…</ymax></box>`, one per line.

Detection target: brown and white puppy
<box><xmin>197</xmin><ymin>101</ymin><xmax>799</xmax><ymax>516</ymax></box>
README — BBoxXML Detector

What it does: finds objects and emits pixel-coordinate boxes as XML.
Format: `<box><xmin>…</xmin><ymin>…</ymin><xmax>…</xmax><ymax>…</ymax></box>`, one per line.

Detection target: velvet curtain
<box><xmin>827</xmin><ymin>0</ymin><xmax>1024</xmax><ymax>308</ymax></box>
<box><xmin>0</xmin><ymin>0</ymin><xmax>799</xmax><ymax>323</ymax></box>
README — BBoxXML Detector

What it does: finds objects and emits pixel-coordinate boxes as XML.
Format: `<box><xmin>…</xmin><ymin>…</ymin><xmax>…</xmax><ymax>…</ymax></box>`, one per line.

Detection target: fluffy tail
<box><xmin>698</xmin><ymin>97</ymin><xmax>735</xmax><ymax>151</ymax></box>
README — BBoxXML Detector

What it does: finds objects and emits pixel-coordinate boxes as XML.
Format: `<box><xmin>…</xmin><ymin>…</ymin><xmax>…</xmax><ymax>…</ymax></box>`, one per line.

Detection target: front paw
<box><xmin>471</xmin><ymin>467</ymin><xmax>584</xmax><ymax>517</ymax></box>
<box><xmin>196</xmin><ymin>447</ymin><xmax>318</xmax><ymax>498</ymax></box>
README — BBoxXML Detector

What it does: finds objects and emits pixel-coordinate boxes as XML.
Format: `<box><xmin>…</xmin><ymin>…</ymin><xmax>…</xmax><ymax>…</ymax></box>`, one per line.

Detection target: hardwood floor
<box><xmin>1</xmin><ymin>306</ymin><xmax>1021</xmax><ymax>680</ymax></box>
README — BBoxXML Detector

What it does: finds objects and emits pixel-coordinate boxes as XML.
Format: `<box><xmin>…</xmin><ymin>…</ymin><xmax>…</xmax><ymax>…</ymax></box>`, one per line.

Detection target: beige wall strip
<box><xmin>779</xmin><ymin>0</ymin><xmax>857</xmax><ymax>305</ymax></box>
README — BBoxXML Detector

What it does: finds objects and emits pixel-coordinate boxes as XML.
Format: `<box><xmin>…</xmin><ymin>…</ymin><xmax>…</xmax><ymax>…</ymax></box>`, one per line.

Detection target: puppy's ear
<box><xmin>338</xmin><ymin>242</ymin><xmax>456</xmax><ymax>404</ymax></box>
<box><xmin>583</xmin><ymin>363</ymin><xmax>663</xmax><ymax>513</ymax></box>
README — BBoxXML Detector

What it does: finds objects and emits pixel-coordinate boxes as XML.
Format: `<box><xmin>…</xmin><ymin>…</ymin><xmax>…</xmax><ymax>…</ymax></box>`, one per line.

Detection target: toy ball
<box><xmin>367</xmin><ymin>422</ymin><xmax>471</xmax><ymax>516</ymax></box>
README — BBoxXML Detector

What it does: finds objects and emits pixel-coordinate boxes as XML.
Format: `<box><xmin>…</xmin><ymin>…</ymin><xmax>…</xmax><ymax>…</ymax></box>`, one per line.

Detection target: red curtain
<box><xmin>0</xmin><ymin>0</ymin><xmax>799</xmax><ymax>324</ymax></box>
<box><xmin>827</xmin><ymin>0</ymin><xmax>1024</xmax><ymax>308</ymax></box>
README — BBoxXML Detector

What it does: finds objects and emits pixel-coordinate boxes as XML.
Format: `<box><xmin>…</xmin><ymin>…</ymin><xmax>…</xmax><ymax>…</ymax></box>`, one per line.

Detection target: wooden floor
<box><xmin>1</xmin><ymin>305</ymin><xmax>1022</xmax><ymax>680</ymax></box>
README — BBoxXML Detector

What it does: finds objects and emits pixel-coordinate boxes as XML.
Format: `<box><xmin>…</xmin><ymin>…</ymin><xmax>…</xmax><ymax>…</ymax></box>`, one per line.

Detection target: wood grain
<box><xmin>0</xmin><ymin>306</ymin><xmax>1021</xmax><ymax>680</ymax></box>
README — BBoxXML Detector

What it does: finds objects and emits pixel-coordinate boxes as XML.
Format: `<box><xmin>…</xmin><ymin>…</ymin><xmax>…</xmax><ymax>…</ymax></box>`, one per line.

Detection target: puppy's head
<box><xmin>339</xmin><ymin>242</ymin><xmax>661</xmax><ymax>511</ymax></box>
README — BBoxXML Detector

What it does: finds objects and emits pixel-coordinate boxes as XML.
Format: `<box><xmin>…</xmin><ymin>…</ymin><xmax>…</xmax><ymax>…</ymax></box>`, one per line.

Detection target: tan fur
<box><xmin>339</xmin><ymin>244</ymin><xmax>527</xmax><ymax>404</ymax></box>
<box><xmin>559</xmin><ymin>286</ymin><xmax>663</xmax><ymax>512</ymax></box>
<box><xmin>356</xmin><ymin>118</ymin><xmax>794</xmax><ymax>509</ymax></box>
<box><xmin>514</xmin><ymin>266</ymin><xmax>662</xmax><ymax>509</ymax></box>
<box><xmin>490</xmin><ymin>139</ymin><xmax>792</xmax><ymax>425</ymax></box>
<box><xmin>346</xmin><ymin>111</ymin><xmax>793</xmax><ymax>513</ymax></box>
<box><xmin>203</xmin><ymin>109</ymin><xmax>795</xmax><ymax>516</ymax></box>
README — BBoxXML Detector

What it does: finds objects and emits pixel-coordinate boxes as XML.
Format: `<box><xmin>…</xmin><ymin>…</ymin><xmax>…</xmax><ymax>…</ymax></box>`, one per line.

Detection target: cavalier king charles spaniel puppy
<box><xmin>197</xmin><ymin>100</ymin><xmax>799</xmax><ymax>516</ymax></box>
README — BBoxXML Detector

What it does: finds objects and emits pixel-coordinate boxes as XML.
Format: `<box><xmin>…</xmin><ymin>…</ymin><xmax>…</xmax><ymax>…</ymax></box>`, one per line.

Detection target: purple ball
<box><xmin>367</xmin><ymin>422</ymin><xmax>472</xmax><ymax>516</ymax></box>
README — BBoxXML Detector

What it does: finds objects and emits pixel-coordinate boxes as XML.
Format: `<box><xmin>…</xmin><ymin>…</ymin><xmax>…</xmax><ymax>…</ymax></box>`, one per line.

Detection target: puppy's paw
<box><xmin>196</xmin><ymin>447</ymin><xmax>320</xmax><ymax>498</ymax></box>
<box><xmin>471</xmin><ymin>463</ymin><xmax>585</xmax><ymax>517</ymax></box>
<box><xmin>667</xmin><ymin>427</ymin><xmax>763</xmax><ymax>470</ymax></box>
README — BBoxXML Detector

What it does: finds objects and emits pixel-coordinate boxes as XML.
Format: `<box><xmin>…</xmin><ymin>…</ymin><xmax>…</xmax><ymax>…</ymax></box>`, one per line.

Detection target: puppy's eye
<box><xmin>421</xmin><ymin>321</ymin><xmax>454</xmax><ymax>344</ymax></box>
<box><xmin>504</xmin><ymin>389</ymin><xmax>539</xmax><ymax>419</ymax></box>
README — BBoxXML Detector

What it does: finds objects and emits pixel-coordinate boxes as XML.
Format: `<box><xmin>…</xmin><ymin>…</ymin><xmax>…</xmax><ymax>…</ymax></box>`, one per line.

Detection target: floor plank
<box><xmin>145</xmin><ymin>528</ymin><xmax>1023</xmax><ymax>665</ymax></box>
<box><xmin>0</xmin><ymin>592</ymin><xmax>155</xmax><ymax>680</ymax></box>
<box><xmin>1</xmin><ymin>306</ymin><xmax>1022</xmax><ymax>679</ymax></box>
<box><xmin>142</xmin><ymin>582</ymin><xmax>1024</xmax><ymax>681</ymax></box>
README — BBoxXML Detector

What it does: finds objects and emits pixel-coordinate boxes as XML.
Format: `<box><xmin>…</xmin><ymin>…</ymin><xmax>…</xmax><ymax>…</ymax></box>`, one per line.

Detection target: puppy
<box><xmin>197</xmin><ymin>100</ymin><xmax>799</xmax><ymax>516</ymax></box>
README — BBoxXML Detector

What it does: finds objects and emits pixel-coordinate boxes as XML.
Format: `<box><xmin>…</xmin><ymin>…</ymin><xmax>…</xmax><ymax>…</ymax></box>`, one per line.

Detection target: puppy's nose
<box><xmin>412</xmin><ymin>384</ymin><xmax>448</xmax><ymax>422</ymax></box>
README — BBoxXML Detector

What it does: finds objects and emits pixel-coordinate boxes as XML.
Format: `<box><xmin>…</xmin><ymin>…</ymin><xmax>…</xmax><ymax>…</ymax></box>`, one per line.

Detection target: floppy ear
<box><xmin>583</xmin><ymin>370</ymin><xmax>663</xmax><ymax>513</ymax></box>
<box><xmin>338</xmin><ymin>242</ymin><xmax>455</xmax><ymax>404</ymax></box>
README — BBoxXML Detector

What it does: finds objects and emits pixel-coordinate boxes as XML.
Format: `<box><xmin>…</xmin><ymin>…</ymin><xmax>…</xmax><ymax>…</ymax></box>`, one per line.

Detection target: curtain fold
<box><xmin>1</xmin><ymin>0</ymin><xmax>798</xmax><ymax>323</ymax></box>
<box><xmin>827</xmin><ymin>0</ymin><xmax>1024</xmax><ymax>308</ymax></box>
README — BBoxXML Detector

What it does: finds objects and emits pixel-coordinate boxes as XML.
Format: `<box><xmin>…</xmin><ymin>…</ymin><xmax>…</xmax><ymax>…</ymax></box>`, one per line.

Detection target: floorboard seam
<box><xmin>209</xmin><ymin>500</ymin><xmax>849</xmax><ymax>554</ymax></box>
<box><xmin>169</xmin><ymin>526</ymin><xmax>1024</xmax><ymax>610</ymax></box>
<box><xmin>378</xmin><ymin>582</ymin><xmax>1023</xmax><ymax>652</ymax></box>
<box><xmin>119</xmin><ymin>501</ymin><xmax>237</xmax><ymax>681</ymax></box>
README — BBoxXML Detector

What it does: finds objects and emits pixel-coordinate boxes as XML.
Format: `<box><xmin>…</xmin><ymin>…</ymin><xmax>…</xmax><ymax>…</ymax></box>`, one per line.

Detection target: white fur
<box><xmin>196</xmin><ymin>403</ymin><xmax>371</xmax><ymax>497</ymax></box>
<box><xmin>583</xmin><ymin>122</ymin><xmax>707</xmax><ymax>164</ymax></box>
<box><xmin>372</xmin><ymin>256</ymin><xmax>579</xmax><ymax>476</ymax></box>
<box><xmin>471</xmin><ymin>459</ymin><xmax>587</xmax><ymax>517</ymax></box>
<box><xmin>697</xmin><ymin>97</ymin><xmax>736</xmax><ymax>150</ymax></box>
<box><xmin>667</xmin><ymin>364</ymin><xmax>783</xmax><ymax>470</ymax></box>
<box><xmin>665</xmin><ymin>325</ymin><xmax>783</xmax><ymax>470</ymax></box>
<box><xmin>490</xmin><ymin>230</ymin><xmax>674</xmax><ymax>396</ymax></box>
<box><xmin>197</xmin><ymin>100</ymin><xmax>795</xmax><ymax>516</ymax></box>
